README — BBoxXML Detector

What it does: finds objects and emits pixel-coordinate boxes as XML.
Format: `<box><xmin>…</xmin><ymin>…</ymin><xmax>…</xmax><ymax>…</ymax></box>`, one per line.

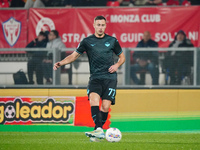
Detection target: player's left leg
<box><xmin>99</xmin><ymin>79</ymin><xmax>116</xmax><ymax>130</ymax></box>
<box><xmin>101</xmin><ymin>99</ymin><xmax>111</xmax><ymax>127</ymax></box>
<box><xmin>85</xmin><ymin>79</ymin><xmax>116</xmax><ymax>141</ymax></box>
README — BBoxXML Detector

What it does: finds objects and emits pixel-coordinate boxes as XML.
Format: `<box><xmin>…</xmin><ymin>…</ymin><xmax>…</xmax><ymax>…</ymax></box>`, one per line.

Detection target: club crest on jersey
<box><xmin>105</xmin><ymin>42</ymin><xmax>110</xmax><ymax>47</ymax></box>
<box><xmin>2</xmin><ymin>17</ymin><xmax>21</xmax><ymax>47</ymax></box>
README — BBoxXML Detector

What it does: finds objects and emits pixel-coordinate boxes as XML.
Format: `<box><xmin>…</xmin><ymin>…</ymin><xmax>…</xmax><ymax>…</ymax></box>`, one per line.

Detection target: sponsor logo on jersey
<box><xmin>2</xmin><ymin>17</ymin><xmax>21</xmax><ymax>47</ymax></box>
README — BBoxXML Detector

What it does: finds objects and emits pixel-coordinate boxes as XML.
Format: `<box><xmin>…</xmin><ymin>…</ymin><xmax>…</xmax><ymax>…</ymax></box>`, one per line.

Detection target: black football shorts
<box><xmin>87</xmin><ymin>78</ymin><xmax>117</xmax><ymax>105</ymax></box>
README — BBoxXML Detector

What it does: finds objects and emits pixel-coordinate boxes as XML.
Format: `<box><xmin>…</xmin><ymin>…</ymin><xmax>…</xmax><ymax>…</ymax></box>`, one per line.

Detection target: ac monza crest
<box><xmin>2</xmin><ymin>17</ymin><xmax>21</xmax><ymax>47</ymax></box>
<box><xmin>36</xmin><ymin>17</ymin><xmax>55</xmax><ymax>36</ymax></box>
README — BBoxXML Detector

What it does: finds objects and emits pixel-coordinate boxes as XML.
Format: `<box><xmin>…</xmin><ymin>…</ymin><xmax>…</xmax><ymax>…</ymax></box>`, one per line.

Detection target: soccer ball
<box><xmin>105</xmin><ymin>127</ymin><xmax>122</xmax><ymax>142</ymax></box>
<box><xmin>5</xmin><ymin>105</ymin><xmax>16</xmax><ymax>119</ymax></box>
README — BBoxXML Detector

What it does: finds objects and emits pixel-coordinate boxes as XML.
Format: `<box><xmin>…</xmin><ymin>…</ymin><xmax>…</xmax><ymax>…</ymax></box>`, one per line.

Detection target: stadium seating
<box><xmin>0</xmin><ymin>1</ymin><xmax>10</xmax><ymax>7</ymax></box>
<box><xmin>106</xmin><ymin>1</ymin><xmax>120</xmax><ymax>6</ymax></box>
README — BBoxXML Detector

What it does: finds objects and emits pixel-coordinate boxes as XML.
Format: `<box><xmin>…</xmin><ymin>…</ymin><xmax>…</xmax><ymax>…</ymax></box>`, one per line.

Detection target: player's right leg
<box><xmin>89</xmin><ymin>99</ymin><xmax>112</xmax><ymax>141</ymax></box>
<box><xmin>85</xmin><ymin>92</ymin><xmax>105</xmax><ymax>139</ymax></box>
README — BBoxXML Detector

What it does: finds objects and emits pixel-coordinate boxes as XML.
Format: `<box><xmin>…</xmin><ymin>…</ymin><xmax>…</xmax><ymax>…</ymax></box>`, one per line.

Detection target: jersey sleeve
<box><xmin>76</xmin><ymin>39</ymin><xmax>86</xmax><ymax>54</ymax></box>
<box><xmin>113</xmin><ymin>38</ymin><xmax>123</xmax><ymax>56</ymax></box>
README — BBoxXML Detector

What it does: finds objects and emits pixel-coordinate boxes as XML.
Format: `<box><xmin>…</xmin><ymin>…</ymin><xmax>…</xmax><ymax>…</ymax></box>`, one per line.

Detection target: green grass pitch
<box><xmin>0</xmin><ymin>132</ymin><xmax>200</xmax><ymax>150</ymax></box>
<box><xmin>1</xmin><ymin>115</ymin><xmax>200</xmax><ymax>149</ymax></box>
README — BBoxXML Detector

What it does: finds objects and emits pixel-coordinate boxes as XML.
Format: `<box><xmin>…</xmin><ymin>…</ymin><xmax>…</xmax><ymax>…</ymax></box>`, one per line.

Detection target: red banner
<box><xmin>0</xmin><ymin>7</ymin><xmax>200</xmax><ymax>48</ymax></box>
<box><xmin>74</xmin><ymin>96</ymin><xmax>111</xmax><ymax>129</ymax></box>
<box><xmin>28</xmin><ymin>6</ymin><xmax>200</xmax><ymax>48</ymax></box>
<box><xmin>0</xmin><ymin>9</ymin><xmax>28</xmax><ymax>48</ymax></box>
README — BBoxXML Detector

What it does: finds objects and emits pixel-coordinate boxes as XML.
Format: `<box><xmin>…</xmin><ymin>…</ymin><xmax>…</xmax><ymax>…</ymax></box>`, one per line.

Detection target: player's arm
<box><xmin>108</xmin><ymin>52</ymin><xmax>125</xmax><ymax>73</ymax></box>
<box><xmin>53</xmin><ymin>51</ymin><xmax>81</xmax><ymax>70</ymax></box>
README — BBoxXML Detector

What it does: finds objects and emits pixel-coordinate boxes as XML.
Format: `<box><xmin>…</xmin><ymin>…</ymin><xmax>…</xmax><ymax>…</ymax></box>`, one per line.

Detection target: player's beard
<box><xmin>97</xmin><ymin>31</ymin><xmax>105</xmax><ymax>37</ymax></box>
<box><xmin>98</xmin><ymin>33</ymin><xmax>103</xmax><ymax>37</ymax></box>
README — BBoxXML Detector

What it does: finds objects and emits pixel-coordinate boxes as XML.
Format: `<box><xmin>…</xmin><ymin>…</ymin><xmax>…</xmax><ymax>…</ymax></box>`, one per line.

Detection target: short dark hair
<box><xmin>94</xmin><ymin>16</ymin><xmax>106</xmax><ymax>22</ymax></box>
<box><xmin>38</xmin><ymin>31</ymin><xmax>46</xmax><ymax>37</ymax></box>
<box><xmin>50</xmin><ymin>30</ymin><xmax>59</xmax><ymax>38</ymax></box>
<box><xmin>38</xmin><ymin>31</ymin><xmax>47</xmax><ymax>39</ymax></box>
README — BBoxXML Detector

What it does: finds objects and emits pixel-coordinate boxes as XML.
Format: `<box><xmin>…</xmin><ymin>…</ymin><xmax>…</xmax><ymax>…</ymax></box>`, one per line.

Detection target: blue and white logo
<box><xmin>2</xmin><ymin>17</ymin><xmax>21</xmax><ymax>47</ymax></box>
<box><xmin>90</xmin><ymin>44</ymin><xmax>96</xmax><ymax>47</ymax></box>
<box><xmin>105</xmin><ymin>42</ymin><xmax>110</xmax><ymax>47</ymax></box>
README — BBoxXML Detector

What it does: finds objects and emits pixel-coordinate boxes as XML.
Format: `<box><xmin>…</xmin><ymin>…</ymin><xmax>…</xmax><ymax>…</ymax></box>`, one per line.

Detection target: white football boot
<box><xmin>85</xmin><ymin>127</ymin><xmax>105</xmax><ymax>139</ymax></box>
